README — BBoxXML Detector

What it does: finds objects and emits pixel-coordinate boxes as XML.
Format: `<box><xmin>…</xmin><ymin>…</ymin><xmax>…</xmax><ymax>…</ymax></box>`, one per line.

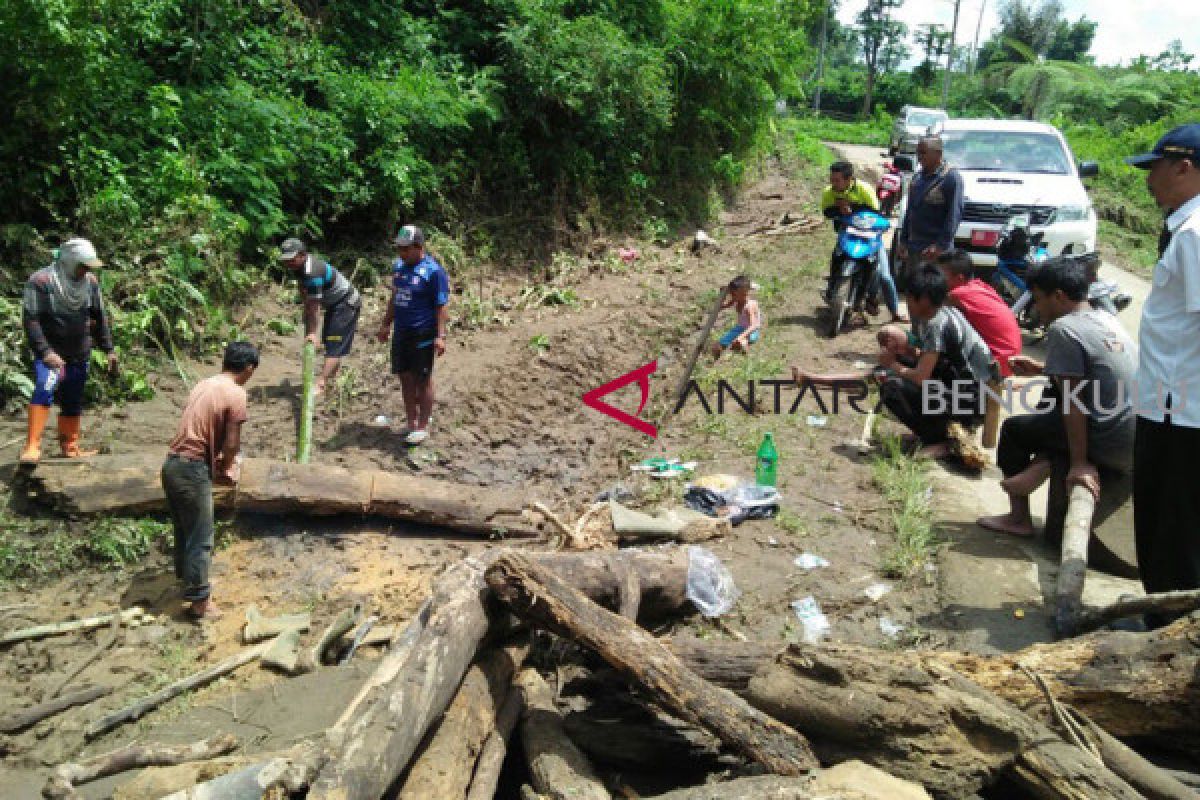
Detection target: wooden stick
<box><xmin>1055</xmin><ymin>484</ymin><xmax>1097</xmax><ymax>638</ymax></box>
<box><xmin>515</xmin><ymin>668</ymin><xmax>610</xmax><ymax>800</ymax></box>
<box><xmin>86</xmin><ymin>642</ymin><xmax>269</xmax><ymax>738</ymax></box>
<box><xmin>1073</xmin><ymin>588</ymin><xmax>1200</xmax><ymax>635</ymax></box>
<box><xmin>46</xmin><ymin>610</ymin><xmax>123</xmax><ymax>699</ymax></box>
<box><xmin>485</xmin><ymin>553</ymin><xmax>818</xmax><ymax>775</ymax></box>
<box><xmin>0</xmin><ymin>606</ymin><xmax>144</xmax><ymax>646</ymax></box>
<box><xmin>43</xmin><ymin>734</ymin><xmax>240</xmax><ymax>799</ymax></box>
<box><xmin>297</xmin><ymin>340</ymin><xmax>316</xmax><ymax>463</ymax></box>
<box><xmin>669</xmin><ymin>287</ymin><xmax>728</xmax><ymax>420</ymax></box>
<box><xmin>0</xmin><ymin>685</ymin><xmax>111</xmax><ymax>734</ymax></box>
<box><xmin>1065</xmin><ymin>707</ymin><xmax>1196</xmax><ymax>800</ymax></box>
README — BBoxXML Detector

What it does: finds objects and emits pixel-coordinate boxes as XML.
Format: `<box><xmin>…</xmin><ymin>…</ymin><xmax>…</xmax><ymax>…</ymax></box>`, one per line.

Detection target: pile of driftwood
<box><xmin>39</xmin><ymin>544</ymin><xmax>1200</xmax><ymax>800</ymax></box>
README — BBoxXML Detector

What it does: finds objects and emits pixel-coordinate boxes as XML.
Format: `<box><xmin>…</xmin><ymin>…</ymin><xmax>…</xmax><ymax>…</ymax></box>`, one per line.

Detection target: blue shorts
<box><xmin>718</xmin><ymin>326</ymin><xmax>760</xmax><ymax>348</ymax></box>
<box><xmin>31</xmin><ymin>358</ymin><xmax>89</xmax><ymax>416</ymax></box>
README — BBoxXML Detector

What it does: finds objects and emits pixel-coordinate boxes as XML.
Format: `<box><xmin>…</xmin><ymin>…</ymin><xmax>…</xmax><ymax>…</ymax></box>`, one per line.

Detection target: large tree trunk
<box><xmin>485</xmin><ymin>552</ymin><xmax>818</xmax><ymax>776</ymax></box>
<box><xmin>302</xmin><ymin>547</ymin><xmax>695</xmax><ymax>800</ymax></box>
<box><xmin>746</xmin><ymin>646</ymin><xmax>1142</xmax><ymax>799</ymax></box>
<box><xmin>670</xmin><ymin>614</ymin><xmax>1200</xmax><ymax>753</ymax></box>
<box><xmin>395</xmin><ymin>644</ymin><xmax>528</xmax><ymax>800</ymax></box>
<box><xmin>25</xmin><ymin>454</ymin><xmax>543</xmax><ymax>537</ymax></box>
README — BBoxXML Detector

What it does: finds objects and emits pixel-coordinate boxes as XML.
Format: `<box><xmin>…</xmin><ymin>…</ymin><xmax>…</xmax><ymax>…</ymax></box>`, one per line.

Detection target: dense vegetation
<box><xmin>0</xmin><ymin>0</ymin><xmax>820</xmax><ymax>408</ymax></box>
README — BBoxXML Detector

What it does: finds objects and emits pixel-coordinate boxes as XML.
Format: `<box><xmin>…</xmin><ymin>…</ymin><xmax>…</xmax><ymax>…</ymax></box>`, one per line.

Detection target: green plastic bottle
<box><xmin>755</xmin><ymin>432</ymin><xmax>778</xmax><ymax>487</ymax></box>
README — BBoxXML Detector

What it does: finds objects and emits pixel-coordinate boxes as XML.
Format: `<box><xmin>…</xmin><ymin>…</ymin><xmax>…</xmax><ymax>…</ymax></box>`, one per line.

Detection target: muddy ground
<box><xmin>0</xmin><ymin>146</ymin><xmax>1042</xmax><ymax>797</ymax></box>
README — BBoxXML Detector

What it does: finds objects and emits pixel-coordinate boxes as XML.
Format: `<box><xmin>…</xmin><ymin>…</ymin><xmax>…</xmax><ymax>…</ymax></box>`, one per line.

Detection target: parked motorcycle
<box><xmin>876</xmin><ymin>161</ymin><xmax>903</xmax><ymax>217</ymax></box>
<box><xmin>985</xmin><ymin>213</ymin><xmax>1049</xmax><ymax>330</ymax></box>
<box><xmin>823</xmin><ymin>210</ymin><xmax>891</xmax><ymax>338</ymax></box>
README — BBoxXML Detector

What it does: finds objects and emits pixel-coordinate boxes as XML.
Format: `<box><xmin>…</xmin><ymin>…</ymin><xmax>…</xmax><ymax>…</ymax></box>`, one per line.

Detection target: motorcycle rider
<box><xmin>821</xmin><ymin>162</ymin><xmax>908</xmax><ymax>324</ymax></box>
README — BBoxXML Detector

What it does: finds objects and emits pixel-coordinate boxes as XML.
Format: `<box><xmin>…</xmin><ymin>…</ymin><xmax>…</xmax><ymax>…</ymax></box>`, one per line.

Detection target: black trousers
<box><xmin>996</xmin><ymin>410</ymin><xmax>1068</xmax><ymax>478</ymax></box>
<box><xmin>1134</xmin><ymin>417</ymin><xmax>1200</xmax><ymax>610</ymax></box>
<box><xmin>881</xmin><ymin>377</ymin><xmax>981</xmax><ymax>445</ymax></box>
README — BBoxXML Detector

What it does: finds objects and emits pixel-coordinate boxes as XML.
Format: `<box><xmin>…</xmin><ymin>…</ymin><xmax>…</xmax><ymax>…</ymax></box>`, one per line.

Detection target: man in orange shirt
<box><xmin>160</xmin><ymin>341</ymin><xmax>258</xmax><ymax>620</ymax></box>
<box><xmin>936</xmin><ymin>251</ymin><xmax>1022</xmax><ymax>377</ymax></box>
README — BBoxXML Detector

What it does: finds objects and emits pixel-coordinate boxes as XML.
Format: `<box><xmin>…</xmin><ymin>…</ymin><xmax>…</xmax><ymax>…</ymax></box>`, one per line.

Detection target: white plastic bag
<box><xmin>790</xmin><ymin>596</ymin><xmax>831</xmax><ymax>643</ymax></box>
<box><xmin>686</xmin><ymin>546</ymin><xmax>739</xmax><ymax>617</ymax></box>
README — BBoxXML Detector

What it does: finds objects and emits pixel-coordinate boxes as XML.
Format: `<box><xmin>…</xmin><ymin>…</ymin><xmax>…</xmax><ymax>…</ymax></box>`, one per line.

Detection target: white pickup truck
<box><xmin>897</xmin><ymin>119</ymin><xmax>1099</xmax><ymax>266</ymax></box>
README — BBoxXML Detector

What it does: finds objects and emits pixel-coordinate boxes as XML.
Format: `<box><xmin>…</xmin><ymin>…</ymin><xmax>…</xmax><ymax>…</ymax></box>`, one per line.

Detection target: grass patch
<box><xmin>0</xmin><ymin>508</ymin><xmax>170</xmax><ymax>588</ymax></box>
<box><xmin>872</xmin><ymin>434</ymin><xmax>937</xmax><ymax>579</ymax></box>
<box><xmin>785</xmin><ymin>113</ymin><xmax>891</xmax><ymax>148</ymax></box>
<box><xmin>1096</xmin><ymin>220</ymin><xmax>1157</xmax><ymax>280</ymax></box>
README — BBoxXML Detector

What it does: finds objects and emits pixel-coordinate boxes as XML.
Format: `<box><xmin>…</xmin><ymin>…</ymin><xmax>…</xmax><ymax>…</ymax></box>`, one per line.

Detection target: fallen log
<box><xmin>641</xmin><ymin>760</ymin><xmax>934</xmax><ymax>799</ymax></box>
<box><xmin>397</xmin><ymin>644</ymin><xmax>528</xmax><ymax>800</ymax></box>
<box><xmin>465</xmin><ymin>679</ymin><xmax>525</xmax><ymax>800</ymax></box>
<box><xmin>1067</xmin><ymin>709</ymin><xmax>1196</xmax><ymax>800</ymax></box>
<box><xmin>746</xmin><ymin>645</ymin><xmax>1143</xmax><ymax>799</ymax></box>
<box><xmin>1055</xmin><ymin>484</ymin><xmax>1097</xmax><ymax>637</ymax></box>
<box><xmin>670</xmin><ymin>615</ymin><xmax>1200</xmax><ymax>752</ymax></box>
<box><xmin>304</xmin><ymin>546</ymin><xmax>695</xmax><ymax>800</ymax></box>
<box><xmin>43</xmin><ymin>734</ymin><xmax>239</xmax><ymax>800</ymax></box>
<box><xmin>0</xmin><ymin>685</ymin><xmax>111</xmax><ymax>734</ymax></box>
<box><xmin>517</xmin><ymin>668</ymin><xmax>610</xmax><ymax>800</ymax></box>
<box><xmin>1074</xmin><ymin>592</ymin><xmax>1200</xmax><ymax>635</ymax></box>
<box><xmin>86</xmin><ymin>641</ymin><xmax>269</xmax><ymax>738</ymax></box>
<box><xmin>485</xmin><ymin>552</ymin><xmax>818</xmax><ymax>775</ymax></box>
<box><xmin>0</xmin><ymin>606</ymin><xmax>146</xmax><ymax>647</ymax></box>
<box><xmin>562</xmin><ymin>695</ymin><xmax>725</xmax><ymax>772</ymax></box>
<box><xmin>25</xmin><ymin>454</ymin><xmax>544</xmax><ymax>537</ymax></box>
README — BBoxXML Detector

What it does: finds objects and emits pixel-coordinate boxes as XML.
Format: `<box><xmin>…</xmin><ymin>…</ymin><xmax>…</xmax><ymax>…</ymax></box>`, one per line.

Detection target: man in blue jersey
<box><xmin>376</xmin><ymin>225</ymin><xmax>450</xmax><ymax>446</ymax></box>
<box><xmin>279</xmin><ymin>237</ymin><xmax>362</xmax><ymax>396</ymax></box>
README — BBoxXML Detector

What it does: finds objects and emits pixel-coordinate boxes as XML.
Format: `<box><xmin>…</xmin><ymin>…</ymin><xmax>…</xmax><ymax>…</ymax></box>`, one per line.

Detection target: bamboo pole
<box><xmin>297</xmin><ymin>341</ymin><xmax>316</xmax><ymax>463</ymax></box>
<box><xmin>0</xmin><ymin>607</ymin><xmax>145</xmax><ymax>647</ymax></box>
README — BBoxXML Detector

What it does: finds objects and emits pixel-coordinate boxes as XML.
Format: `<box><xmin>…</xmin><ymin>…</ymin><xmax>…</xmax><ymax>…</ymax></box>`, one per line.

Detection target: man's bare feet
<box><xmin>977</xmin><ymin>513</ymin><xmax>1036</xmax><ymax>537</ymax></box>
<box><xmin>188</xmin><ymin>598</ymin><xmax>222</xmax><ymax>620</ymax></box>
<box><xmin>1000</xmin><ymin>459</ymin><xmax>1052</xmax><ymax>497</ymax></box>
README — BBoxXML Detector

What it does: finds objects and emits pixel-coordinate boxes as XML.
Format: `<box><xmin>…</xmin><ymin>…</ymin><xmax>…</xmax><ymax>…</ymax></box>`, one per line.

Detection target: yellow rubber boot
<box><xmin>19</xmin><ymin>404</ymin><xmax>52</xmax><ymax>465</ymax></box>
<box><xmin>58</xmin><ymin>415</ymin><xmax>98</xmax><ymax>458</ymax></box>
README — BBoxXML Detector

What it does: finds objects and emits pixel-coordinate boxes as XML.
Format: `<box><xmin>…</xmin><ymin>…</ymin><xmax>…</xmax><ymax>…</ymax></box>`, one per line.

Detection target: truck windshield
<box><xmin>942</xmin><ymin>131</ymin><xmax>1071</xmax><ymax>174</ymax></box>
<box><xmin>908</xmin><ymin>111</ymin><xmax>944</xmax><ymax>128</ymax></box>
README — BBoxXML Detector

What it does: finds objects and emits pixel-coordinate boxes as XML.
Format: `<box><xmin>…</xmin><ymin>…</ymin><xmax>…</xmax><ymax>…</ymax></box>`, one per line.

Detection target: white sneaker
<box><xmin>405</xmin><ymin>429</ymin><xmax>429</xmax><ymax>446</ymax></box>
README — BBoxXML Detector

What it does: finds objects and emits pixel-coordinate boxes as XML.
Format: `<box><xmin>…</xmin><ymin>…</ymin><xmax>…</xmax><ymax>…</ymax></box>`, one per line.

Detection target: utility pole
<box><xmin>940</xmin><ymin>0</ymin><xmax>962</xmax><ymax>109</ymax></box>
<box><xmin>969</xmin><ymin>0</ymin><xmax>987</xmax><ymax>75</ymax></box>
<box><xmin>813</xmin><ymin>0</ymin><xmax>829</xmax><ymax>112</ymax></box>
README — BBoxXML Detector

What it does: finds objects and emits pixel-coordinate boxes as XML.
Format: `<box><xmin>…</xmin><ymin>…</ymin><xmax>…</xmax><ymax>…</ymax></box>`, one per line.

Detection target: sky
<box><xmin>835</xmin><ymin>0</ymin><xmax>1200</xmax><ymax>67</ymax></box>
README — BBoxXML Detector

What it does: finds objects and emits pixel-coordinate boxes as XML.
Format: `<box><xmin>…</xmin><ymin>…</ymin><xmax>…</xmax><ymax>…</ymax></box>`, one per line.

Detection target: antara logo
<box><xmin>582</xmin><ymin>360</ymin><xmax>659</xmax><ymax>438</ymax></box>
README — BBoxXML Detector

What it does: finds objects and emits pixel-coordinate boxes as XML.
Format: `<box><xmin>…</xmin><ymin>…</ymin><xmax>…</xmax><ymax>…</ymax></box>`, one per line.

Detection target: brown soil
<box><xmin>0</xmin><ymin>153</ymin><xmax>944</xmax><ymax>797</ymax></box>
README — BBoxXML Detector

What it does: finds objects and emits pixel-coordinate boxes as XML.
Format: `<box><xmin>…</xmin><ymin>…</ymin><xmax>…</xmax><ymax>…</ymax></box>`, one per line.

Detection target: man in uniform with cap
<box><xmin>1125</xmin><ymin>123</ymin><xmax>1200</xmax><ymax>624</ymax></box>
<box><xmin>278</xmin><ymin>237</ymin><xmax>362</xmax><ymax>396</ymax></box>
<box><xmin>19</xmin><ymin>237</ymin><xmax>118</xmax><ymax>464</ymax></box>
<box><xmin>376</xmin><ymin>225</ymin><xmax>449</xmax><ymax>446</ymax></box>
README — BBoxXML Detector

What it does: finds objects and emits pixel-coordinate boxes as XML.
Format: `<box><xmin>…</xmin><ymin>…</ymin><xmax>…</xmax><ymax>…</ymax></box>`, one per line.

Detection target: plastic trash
<box><xmin>632</xmin><ymin>457</ymin><xmax>696</xmax><ymax>478</ymax></box>
<box><xmin>805</xmin><ymin>415</ymin><xmax>828</xmax><ymax>427</ymax></box>
<box><xmin>683</xmin><ymin>483</ymin><xmax>780</xmax><ymax>527</ymax></box>
<box><xmin>862</xmin><ymin>582</ymin><xmax>892</xmax><ymax>602</ymax></box>
<box><xmin>756</xmin><ymin>433</ymin><xmax>778</xmax><ymax>487</ymax></box>
<box><xmin>686</xmin><ymin>546</ymin><xmax>739</xmax><ymax>618</ymax></box>
<box><xmin>879</xmin><ymin>616</ymin><xmax>904</xmax><ymax>638</ymax></box>
<box><xmin>790</xmin><ymin>596</ymin><xmax>831</xmax><ymax>644</ymax></box>
<box><xmin>594</xmin><ymin>484</ymin><xmax>636</xmax><ymax>503</ymax></box>
<box><xmin>372</xmin><ymin>414</ymin><xmax>391</xmax><ymax>427</ymax></box>
<box><xmin>793</xmin><ymin>553</ymin><xmax>830</xmax><ymax>570</ymax></box>
<box><xmin>853</xmin><ymin>360</ymin><xmax>872</xmax><ymax>370</ymax></box>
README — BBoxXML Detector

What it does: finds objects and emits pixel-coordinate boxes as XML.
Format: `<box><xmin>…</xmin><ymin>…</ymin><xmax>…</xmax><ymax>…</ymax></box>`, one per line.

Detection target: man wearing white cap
<box><xmin>19</xmin><ymin>238</ymin><xmax>117</xmax><ymax>464</ymax></box>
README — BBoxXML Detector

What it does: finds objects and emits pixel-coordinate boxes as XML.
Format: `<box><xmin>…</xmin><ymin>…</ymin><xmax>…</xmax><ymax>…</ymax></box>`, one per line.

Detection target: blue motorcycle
<box><xmin>986</xmin><ymin>214</ymin><xmax>1049</xmax><ymax>330</ymax></box>
<box><xmin>824</xmin><ymin>210</ymin><xmax>890</xmax><ymax>338</ymax></box>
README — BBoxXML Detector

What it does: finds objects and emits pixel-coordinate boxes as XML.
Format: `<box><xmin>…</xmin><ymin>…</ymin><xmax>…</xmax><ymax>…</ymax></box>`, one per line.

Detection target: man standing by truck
<box><xmin>897</xmin><ymin>135</ymin><xmax>964</xmax><ymax>289</ymax></box>
<box><xmin>1124</xmin><ymin>124</ymin><xmax>1200</xmax><ymax>625</ymax></box>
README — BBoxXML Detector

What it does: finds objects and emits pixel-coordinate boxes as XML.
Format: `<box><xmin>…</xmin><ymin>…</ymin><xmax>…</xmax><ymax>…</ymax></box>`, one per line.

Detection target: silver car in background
<box><xmin>889</xmin><ymin>106</ymin><xmax>948</xmax><ymax>155</ymax></box>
